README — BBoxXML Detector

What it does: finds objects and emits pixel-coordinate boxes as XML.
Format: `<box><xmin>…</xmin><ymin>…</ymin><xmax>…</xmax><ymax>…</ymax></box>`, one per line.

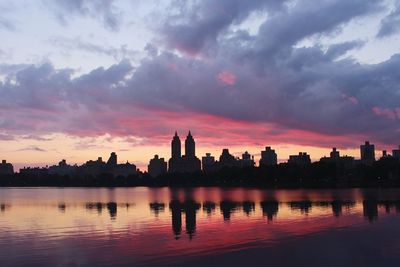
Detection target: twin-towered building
<box><xmin>168</xmin><ymin>131</ymin><xmax>202</xmax><ymax>173</ymax></box>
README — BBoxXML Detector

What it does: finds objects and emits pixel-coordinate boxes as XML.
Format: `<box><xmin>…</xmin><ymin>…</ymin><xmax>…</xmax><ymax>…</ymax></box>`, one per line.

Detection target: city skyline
<box><xmin>1</xmin><ymin>0</ymin><xmax>400</xmax><ymax>171</ymax></box>
<box><xmin>1</xmin><ymin>130</ymin><xmax>399</xmax><ymax>174</ymax></box>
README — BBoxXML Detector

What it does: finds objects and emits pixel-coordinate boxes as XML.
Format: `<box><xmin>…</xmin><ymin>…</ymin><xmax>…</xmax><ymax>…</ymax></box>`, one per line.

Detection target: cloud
<box><xmin>0</xmin><ymin>0</ymin><xmax>399</xmax><ymax>149</ymax></box>
<box><xmin>0</xmin><ymin>3</ymin><xmax>16</xmax><ymax>32</ymax></box>
<box><xmin>325</xmin><ymin>40</ymin><xmax>365</xmax><ymax>59</ymax></box>
<box><xmin>0</xmin><ymin>133</ymin><xmax>14</xmax><ymax>140</ymax></box>
<box><xmin>21</xmin><ymin>135</ymin><xmax>53</xmax><ymax>141</ymax></box>
<box><xmin>17</xmin><ymin>146</ymin><xmax>47</xmax><ymax>152</ymax></box>
<box><xmin>45</xmin><ymin>0</ymin><xmax>122</xmax><ymax>31</ymax></box>
<box><xmin>377</xmin><ymin>4</ymin><xmax>400</xmax><ymax>38</ymax></box>
<box><xmin>161</xmin><ymin>0</ymin><xmax>287</xmax><ymax>54</ymax></box>
<box><xmin>0</xmin><ymin>17</ymin><xmax>15</xmax><ymax>31</ymax></box>
<box><xmin>217</xmin><ymin>70</ymin><xmax>236</xmax><ymax>86</ymax></box>
<box><xmin>49</xmin><ymin>37</ymin><xmax>140</xmax><ymax>61</ymax></box>
<box><xmin>372</xmin><ymin>107</ymin><xmax>400</xmax><ymax>120</ymax></box>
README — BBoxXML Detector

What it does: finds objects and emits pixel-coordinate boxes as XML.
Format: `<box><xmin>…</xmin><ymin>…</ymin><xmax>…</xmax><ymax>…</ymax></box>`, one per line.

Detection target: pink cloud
<box><xmin>341</xmin><ymin>94</ymin><xmax>359</xmax><ymax>105</ymax></box>
<box><xmin>217</xmin><ymin>70</ymin><xmax>236</xmax><ymax>86</ymax></box>
<box><xmin>372</xmin><ymin>107</ymin><xmax>399</xmax><ymax>120</ymax></box>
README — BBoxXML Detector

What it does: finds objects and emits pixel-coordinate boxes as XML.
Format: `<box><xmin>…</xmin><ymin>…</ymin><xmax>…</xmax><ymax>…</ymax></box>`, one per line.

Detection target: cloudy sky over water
<box><xmin>0</xmin><ymin>0</ymin><xmax>400</xmax><ymax>169</ymax></box>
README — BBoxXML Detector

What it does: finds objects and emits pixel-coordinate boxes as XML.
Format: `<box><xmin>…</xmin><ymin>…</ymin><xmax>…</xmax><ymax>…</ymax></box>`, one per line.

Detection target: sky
<box><xmin>0</xmin><ymin>0</ymin><xmax>400</xmax><ymax>170</ymax></box>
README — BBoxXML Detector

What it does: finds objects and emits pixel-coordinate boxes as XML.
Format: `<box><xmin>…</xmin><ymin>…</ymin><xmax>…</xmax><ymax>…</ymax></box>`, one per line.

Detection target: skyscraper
<box><xmin>148</xmin><ymin>155</ymin><xmax>168</xmax><ymax>177</ymax></box>
<box><xmin>259</xmin><ymin>146</ymin><xmax>278</xmax><ymax>166</ymax></box>
<box><xmin>169</xmin><ymin>132</ymin><xmax>183</xmax><ymax>173</ymax></box>
<box><xmin>393</xmin><ymin>145</ymin><xmax>400</xmax><ymax>160</ymax></box>
<box><xmin>171</xmin><ymin>131</ymin><xmax>181</xmax><ymax>159</ymax></box>
<box><xmin>185</xmin><ymin>131</ymin><xmax>195</xmax><ymax>158</ymax></box>
<box><xmin>240</xmin><ymin>151</ymin><xmax>255</xmax><ymax>168</ymax></box>
<box><xmin>360</xmin><ymin>141</ymin><xmax>375</xmax><ymax>164</ymax></box>
<box><xmin>183</xmin><ymin>131</ymin><xmax>201</xmax><ymax>172</ymax></box>
<box><xmin>202</xmin><ymin>153</ymin><xmax>215</xmax><ymax>172</ymax></box>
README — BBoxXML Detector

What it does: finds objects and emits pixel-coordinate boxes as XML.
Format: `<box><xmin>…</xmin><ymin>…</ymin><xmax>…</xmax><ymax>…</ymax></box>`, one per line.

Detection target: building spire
<box><xmin>188</xmin><ymin>130</ymin><xmax>192</xmax><ymax>137</ymax></box>
<box><xmin>174</xmin><ymin>131</ymin><xmax>178</xmax><ymax>137</ymax></box>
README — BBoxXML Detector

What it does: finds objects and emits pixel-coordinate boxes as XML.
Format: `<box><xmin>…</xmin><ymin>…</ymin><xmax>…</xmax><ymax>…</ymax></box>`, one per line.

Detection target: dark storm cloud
<box><xmin>1</xmin><ymin>0</ymin><xmax>399</xmax><ymax>147</ymax></box>
<box><xmin>377</xmin><ymin>3</ymin><xmax>400</xmax><ymax>38</ymax></box>
<box><xmin>45</xmin><ymin>0</ymin><xmax>121</xmax><ymax>31</ymax></box>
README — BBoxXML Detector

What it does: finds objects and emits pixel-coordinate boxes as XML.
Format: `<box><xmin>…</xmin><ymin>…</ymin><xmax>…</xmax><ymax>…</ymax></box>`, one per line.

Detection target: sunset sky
<box><xmin>1</xmin><ymin>0</ymin><xmax>400</xmax><ymax>170</ymax></box>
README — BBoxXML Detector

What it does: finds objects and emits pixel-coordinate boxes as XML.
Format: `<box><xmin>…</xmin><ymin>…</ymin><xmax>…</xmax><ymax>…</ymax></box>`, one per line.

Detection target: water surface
<box><xmin>1</xmin><ymin>187</ymin><xmax>400</xmax><ymax>266</ymax></box>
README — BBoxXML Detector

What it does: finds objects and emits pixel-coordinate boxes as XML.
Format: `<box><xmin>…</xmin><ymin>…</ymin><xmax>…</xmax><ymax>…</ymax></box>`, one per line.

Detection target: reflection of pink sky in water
<box><xmin>1</xmin><ymin>188</ymin><xmax>400</xmax><ymax>266</ymax></box>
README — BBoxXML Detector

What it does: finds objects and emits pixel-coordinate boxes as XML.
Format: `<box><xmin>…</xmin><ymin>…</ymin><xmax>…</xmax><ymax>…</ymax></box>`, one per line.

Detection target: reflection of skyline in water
<box><xmin>2</xmin><ymin>189</ymin><xmax>400</xmax><ymax>239</ymax></box>
<box><xmin>3</xmin><ymin>199</ymin><xmax>400</xmax><ymax>227</ymax></box>
<box><xmin>85</xmin><ymin>202</ymin><xmax>132</xmax><ymax>220</ymax></box>
<box><xmin>11</xmin><ymin>198</ymin><xmax>393</xmax><ymax>240</ymax></box>
<box><xmin>1</xmin><ymin>188</ymin><xmax>400</xmax><ymax>267</ymax></box>
<box><xmin>85</xmin><ymin>199</ymin><xmax>400</xmax><ymax>239</ymax></box>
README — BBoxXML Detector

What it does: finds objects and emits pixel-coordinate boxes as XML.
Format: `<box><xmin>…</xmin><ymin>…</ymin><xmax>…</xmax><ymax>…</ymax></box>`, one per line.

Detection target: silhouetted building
<box><xmin>288</xmin><ymin>152</ymin><xmax>311</xmax><ymax>165</ymax></box>
<box><xmin>0</xmin><ymin>160</ymin><xmax>14</xmax><ymax>175</ymax></box>
<box><xmin>107</xmin><ymin>152</ymin><xmax>117</xmax><ymax>167</ymax></box>
<box><xmin>320</xmin><ymin>148</ymin><xmax>354</xmax><ymax>169</ymax></box>
<box><xmin>80</xmin><ymin>153</ymin><xmax>136</xmax><ymax>177</ymax></box>
<box><xmin>360</xmin><ymin>141</ymin><xmax>375</xmax><ymax>164</ymax></box>
<box><xmin>202</xmin><ymin>153</ymin><xmax>215</xmax><ymax>172</ymax></box>
<box><xmin>259</xmin><ymin>146</ymin><xmax>277</xmax><ymax>166</ymax></box>
<box><xmin>393</xmin><ymin>146</ymin><xmax>400</xmax><ymax>160</ymax></box>
<box><xmin>81</xmin><ymin>157</ymin><xmax>106</xmax><ymax>176</ymax></box>
<box><xmin>169</xmin><ymin>132</ymin><xmax>182</xmax><ymax>173</ymax></box>
<box><xmin>20</xmin><ymin>167</ymin><xmax>48</xmax><ymax>176</ymax></box>
<box><xmin>113</xmin><ymin>161</ymin><xmax>137</xmax><ymax>177</ymax></box>
<box><xmin>219</xmin><ymin>149</ymin><xmax>238</xmax><ymax>168</ymax></box>
<box><xmin>240</xmin><ymin>151</ymin><xmax>255</xmax><ymax>168</ymax></box>
<box><xmin>168</xmin><ymin>131</ymin><xmax>201</xmax><ymax>173</ymax></box>
<box><xmin>48</xmin><ymin>159</ymin><xmax>78</xmax><ymax>176</ymax></box>
<box><xmin>330</xmin><ymin>148</ymin><xmax>340</xmax><ymax>158</ymax></box>
<box><xmin>148</xmin><ymin>155</ymin><xmax>167</xmax><ymax>177</ymax></box>
<box><xmin>185</xmin><ymin>131</ymin><xmax>195</xmax><ymax>158</ymax></box>
<box><xmin>182</xmin><ymin>131</ymin><xmax>201</xmax><ymax>172</ymax></box>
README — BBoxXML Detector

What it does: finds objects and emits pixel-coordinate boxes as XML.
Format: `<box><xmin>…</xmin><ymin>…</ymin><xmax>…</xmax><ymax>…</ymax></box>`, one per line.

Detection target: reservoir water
<box><xmin>1</xmin><ymin>187</ymin><xmax>400</xmax><ymax>266</ymax></box>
